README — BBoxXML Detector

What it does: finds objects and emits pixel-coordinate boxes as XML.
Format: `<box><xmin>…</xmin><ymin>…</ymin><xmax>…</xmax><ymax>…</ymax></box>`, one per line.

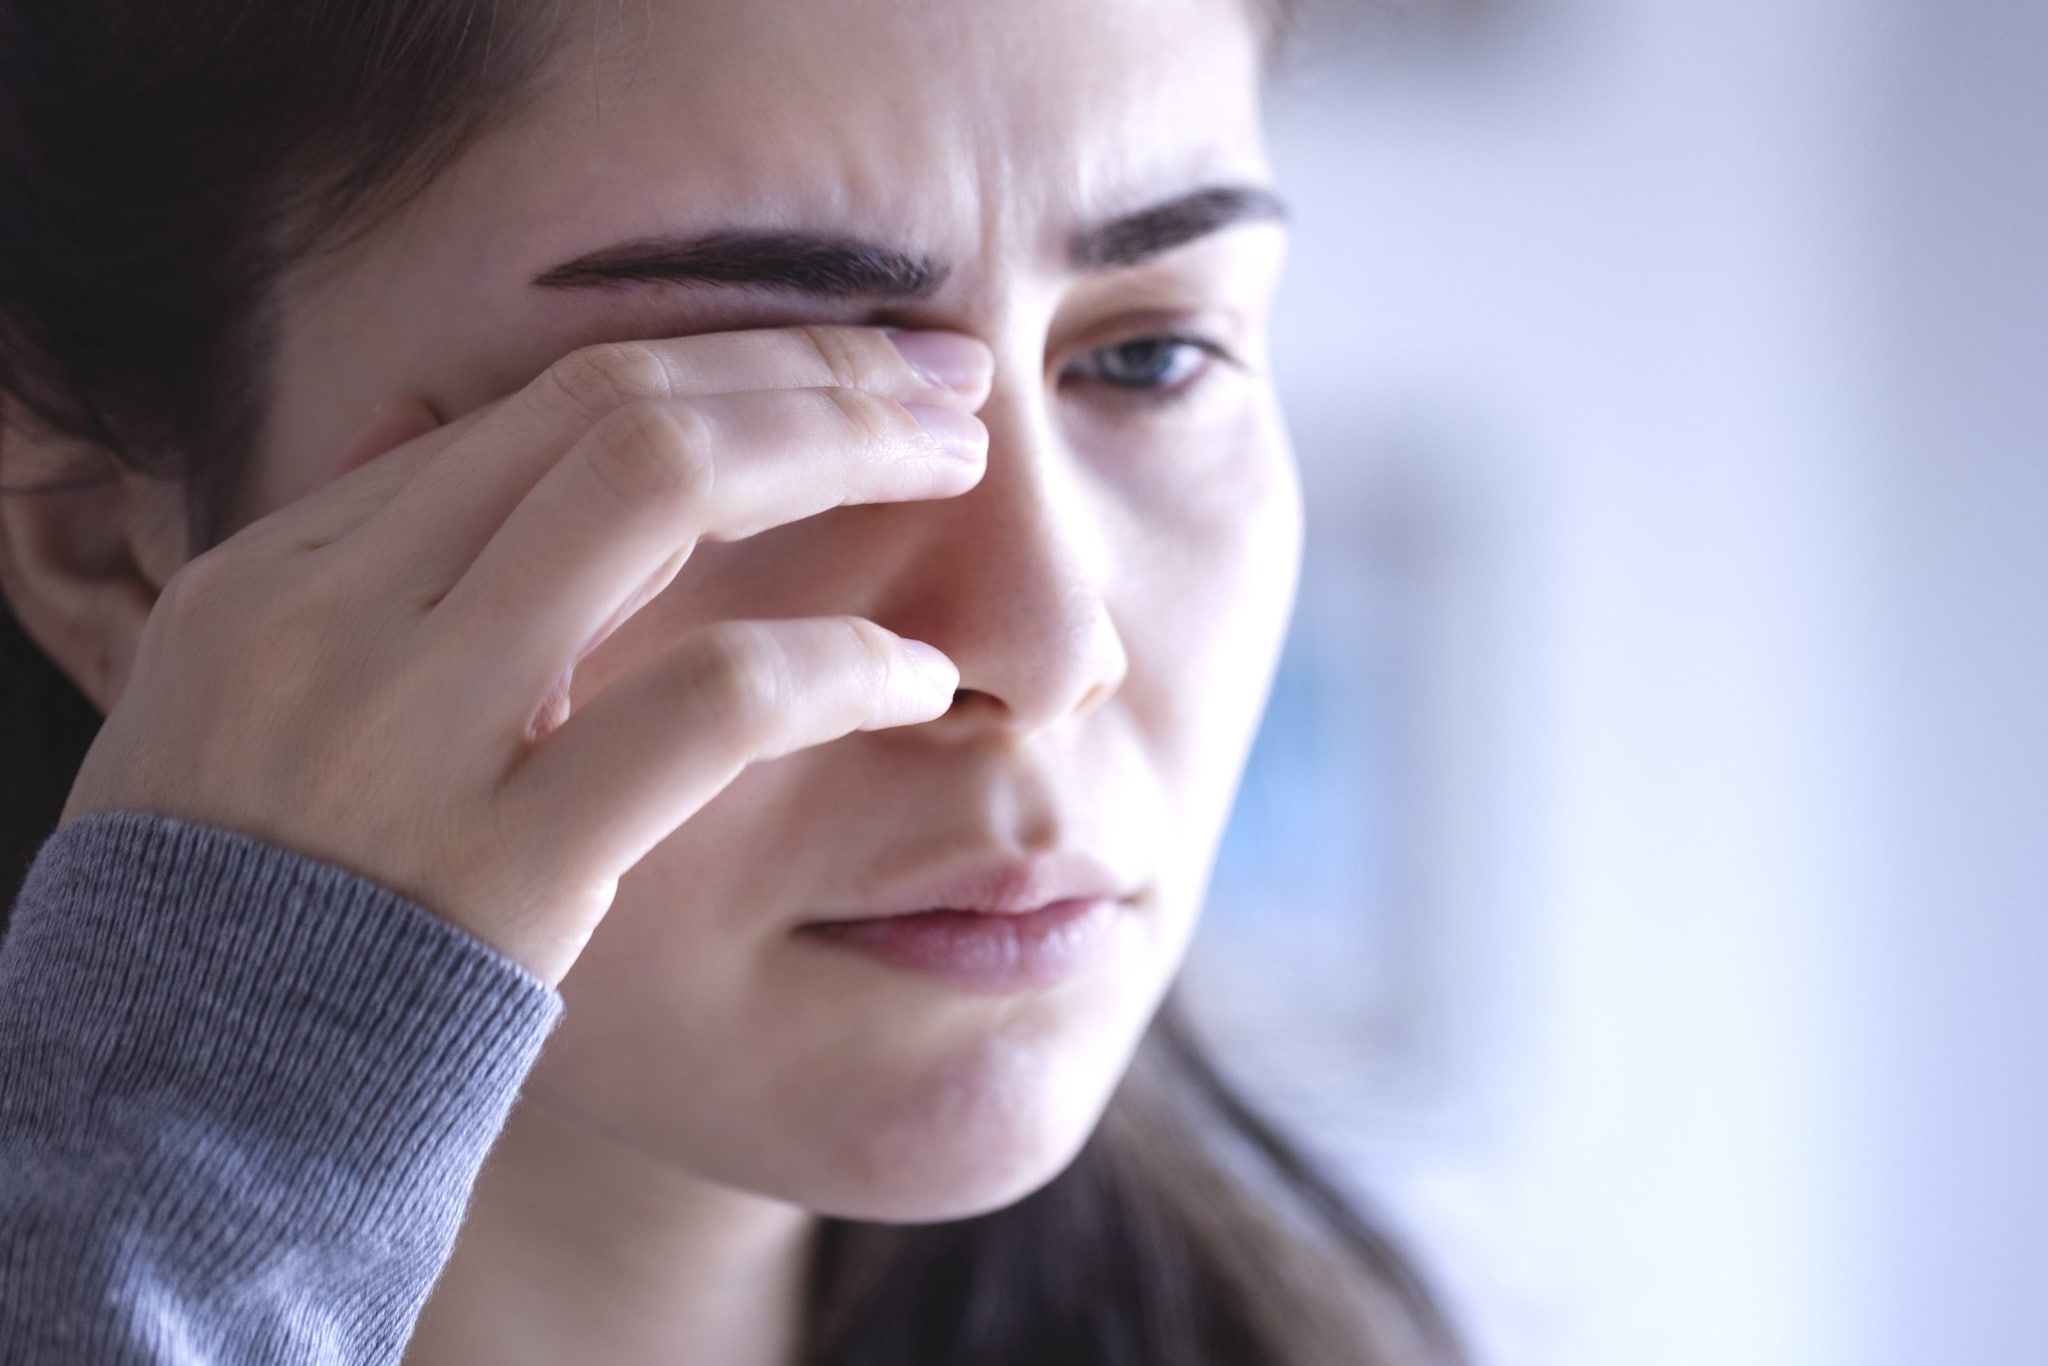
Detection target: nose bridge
<box><xmin>880</xmin><ymin>368</ymin><xmax>1129</xmax><ymax>737</ymax></box>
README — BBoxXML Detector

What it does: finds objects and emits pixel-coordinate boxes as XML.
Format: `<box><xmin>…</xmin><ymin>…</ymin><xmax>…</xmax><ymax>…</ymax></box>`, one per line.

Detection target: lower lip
<box><xmin>800</xmin><ymin>897</ymin><xmax>1120</xmax><ymax>993</ymax></box>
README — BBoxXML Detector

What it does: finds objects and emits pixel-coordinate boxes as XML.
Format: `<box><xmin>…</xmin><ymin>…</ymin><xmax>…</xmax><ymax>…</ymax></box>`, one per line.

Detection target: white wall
<box><xmin>1866</xmin><ymin>2</ymin><xmax>2048</xmax><ymax>1361</ymax></box>
<box><xmin>1208</xmin><ymin>0</ymin><xmax>2048</xmax><ymax>1362</ymax></box>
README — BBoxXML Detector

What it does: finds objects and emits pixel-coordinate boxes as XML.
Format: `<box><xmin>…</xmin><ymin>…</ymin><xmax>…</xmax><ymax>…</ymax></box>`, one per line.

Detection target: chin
<box><xmin>777</xmin><ymin>1024</ymin><xmax>1137</xmax><ymax>1225</ymax></box>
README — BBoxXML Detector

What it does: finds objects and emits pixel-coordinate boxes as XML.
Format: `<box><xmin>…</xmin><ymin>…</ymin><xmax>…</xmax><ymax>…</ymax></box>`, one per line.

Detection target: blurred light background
<box><xmin>1179</xmin><ymin>0</ymin><xmax>2048</xmax><ymax>1363</ymax></box>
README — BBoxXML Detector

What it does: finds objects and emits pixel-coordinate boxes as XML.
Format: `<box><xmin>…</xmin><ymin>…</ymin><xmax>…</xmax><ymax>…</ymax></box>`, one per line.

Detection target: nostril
<box><xmin>947</xmin><ymin>687</ymin><xmax>997</xmax><ymax>714</ymax></box>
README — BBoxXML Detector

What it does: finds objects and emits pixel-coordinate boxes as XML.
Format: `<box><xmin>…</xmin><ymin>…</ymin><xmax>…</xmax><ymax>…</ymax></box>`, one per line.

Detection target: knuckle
<box><xmin>546</xmin><ymin>341</ymin><xmax>674</xmax><ymax>416</ymax></box>
<box><xmin>679</xmin><ymin>625</ymin><xmax>790</xmax><ymax>734</ymax></box>
<box><xmin>794</xmin><ymin>324</ymin><xmax>878</xmax><ymax>392</ymax></box>
<box><xmin>155</xmin><ymin>549</ymin><xmax>237</xmax><ymax>623</ymax></box>
<box><xmin>844</xmin><ymin>617</ymin><xmax>903</xmax><ymax>697</ymax></box>
<box><xmin>585</xmin><ymin>402</ymin><xmax>716</xmax><ymax>507</ymax></box>
<box><xmin>818</xmin><ymin>385</ymin><xmax>900</xmax><ymax>457</ymax></box>
<box><xmin>834</xmin><ymin>614</ymin><xmax>893</xmax><ymax>671</ymax></box>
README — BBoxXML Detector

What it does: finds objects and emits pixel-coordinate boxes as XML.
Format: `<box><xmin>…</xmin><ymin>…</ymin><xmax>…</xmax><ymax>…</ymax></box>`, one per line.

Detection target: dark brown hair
<box><xmin>0</xmin><ymin>2</ymin><xmax>1469</xmax><ymax>1361</ymax></box>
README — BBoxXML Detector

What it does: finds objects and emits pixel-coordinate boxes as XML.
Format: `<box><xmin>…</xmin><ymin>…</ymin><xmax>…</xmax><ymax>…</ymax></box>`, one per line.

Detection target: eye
<box><xmin>1061</xmin><ymin>334</ymin><xmax>1237</xmax><ymax>402</ymax></box>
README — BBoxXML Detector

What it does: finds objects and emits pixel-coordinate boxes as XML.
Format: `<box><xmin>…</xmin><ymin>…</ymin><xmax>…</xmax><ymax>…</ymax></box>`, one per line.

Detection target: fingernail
<box><xmin>904</xmin><ymin>403</ymin><xmax>987</xmax><ymax>460</ymax></box>
<box><xmin>897</xmin><ymin>637</ymin><xmax>958</xmax><ymax>689</ymax></box>
<box><xmin>886</xmin><ymin>329</ymin><xmax>990</xmax><ymax>394</ymax></box>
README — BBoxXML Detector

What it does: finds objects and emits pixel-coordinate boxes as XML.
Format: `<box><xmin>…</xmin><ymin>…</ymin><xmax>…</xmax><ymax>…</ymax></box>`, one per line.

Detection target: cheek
<box><xmin>1106</xmin><ymin>398</ymin><xmax>1305</xmax><ymax>793</ymax></box>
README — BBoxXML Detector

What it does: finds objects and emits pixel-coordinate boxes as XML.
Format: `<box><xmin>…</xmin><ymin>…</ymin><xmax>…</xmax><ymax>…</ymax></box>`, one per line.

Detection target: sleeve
<box><xmin>0</xmin><ymin>808</ymin><xmax>564</xmax><ymax>1365</ymax></box>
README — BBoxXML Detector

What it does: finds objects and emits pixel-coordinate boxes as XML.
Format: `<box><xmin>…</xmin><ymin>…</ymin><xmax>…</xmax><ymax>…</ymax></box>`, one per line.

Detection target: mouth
<box><xmin>797</xmin><ymin>896</ymin><xmax>1125</xmax><ymax>994</ymax></box>
<box><xmin>795</xmin><ymin>848</ymin><xmax>1143</xmax><ymax>993</ymax></box>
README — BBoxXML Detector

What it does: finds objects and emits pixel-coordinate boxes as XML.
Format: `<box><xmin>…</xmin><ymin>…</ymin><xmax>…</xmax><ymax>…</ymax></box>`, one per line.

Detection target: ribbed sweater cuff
<box><xmin>0</xmin><ymin>807</ymin><xmax>562</xmax><ymax>1288</ymax></box>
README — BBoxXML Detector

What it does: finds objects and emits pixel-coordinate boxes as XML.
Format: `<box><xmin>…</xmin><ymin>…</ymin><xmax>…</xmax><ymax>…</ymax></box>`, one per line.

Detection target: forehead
<box><xmin>263</xmin><ymin>0</ymin><xmax>1280</xmax><ymax>448</ymax></box>
<box><xmin>458</xmin><ymin>0</ymin><xmax>1272</xmax><ymax>290</ymax></box>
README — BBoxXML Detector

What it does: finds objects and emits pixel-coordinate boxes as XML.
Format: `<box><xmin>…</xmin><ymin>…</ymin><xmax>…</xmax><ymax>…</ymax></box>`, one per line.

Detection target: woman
<box><xmin>0</xmin><ymin>0</ymin><xmax>1467</xmax><ymax>1361</ymax></box>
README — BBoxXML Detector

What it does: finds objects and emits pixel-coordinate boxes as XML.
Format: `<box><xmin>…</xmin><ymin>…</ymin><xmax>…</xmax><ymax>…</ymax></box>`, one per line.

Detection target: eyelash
<box><xmin>1059</xmin><ymin>334</ymin><xmax>1241</xmax><ymax>406</ymax></box>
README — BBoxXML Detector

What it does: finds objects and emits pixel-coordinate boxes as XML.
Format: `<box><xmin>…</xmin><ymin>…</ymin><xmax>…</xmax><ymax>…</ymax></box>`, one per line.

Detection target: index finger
<box><xmin>247</xmin><ymin>324</ymin><xmax>989</xmax><ymax>558</ymax></box>
<box><xmin>359</xmin><ymin>325</ymin><xmax>991</xmax><ymax>574</ymax></box>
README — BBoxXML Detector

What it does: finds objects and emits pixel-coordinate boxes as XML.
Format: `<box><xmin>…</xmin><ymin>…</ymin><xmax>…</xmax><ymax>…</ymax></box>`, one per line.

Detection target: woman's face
<box><xmin>249</xmin><ymin>0</ymin><xmax>1298</xmax><ymax>1221</ymax></box>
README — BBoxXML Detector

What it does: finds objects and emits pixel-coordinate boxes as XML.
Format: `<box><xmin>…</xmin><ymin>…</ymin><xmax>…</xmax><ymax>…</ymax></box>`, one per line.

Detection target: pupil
<box><xmin>1103</xmin><ymin>339</ymin><xmax>1179</xmax><ymax>387</ymax></box>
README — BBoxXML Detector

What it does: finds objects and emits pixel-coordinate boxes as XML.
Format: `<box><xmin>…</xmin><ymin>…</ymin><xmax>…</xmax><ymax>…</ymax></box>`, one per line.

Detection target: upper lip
<box><xmin>811</xmin><ymin>850</ymin><xmax>1141</xmax><ymax>922</ymax></box>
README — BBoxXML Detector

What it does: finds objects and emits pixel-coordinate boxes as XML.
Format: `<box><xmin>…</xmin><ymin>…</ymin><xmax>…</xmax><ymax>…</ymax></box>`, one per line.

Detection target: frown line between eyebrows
<box><xmin>526</xmin><ymin>183</ymin><xmax>1292</xmax><ymax>302</ymax></box>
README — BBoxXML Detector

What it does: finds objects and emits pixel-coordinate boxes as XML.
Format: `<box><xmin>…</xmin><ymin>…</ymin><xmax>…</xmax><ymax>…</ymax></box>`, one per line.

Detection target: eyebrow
<box><xmin>1070</xmin><ymin>184</ymin><xmax>1289</xmax><ymax>270</ymax></box>
<box><xmin>529</xmin><ymin>183</ymin><xmax>1289</xmax><ymax>298</ymax></box>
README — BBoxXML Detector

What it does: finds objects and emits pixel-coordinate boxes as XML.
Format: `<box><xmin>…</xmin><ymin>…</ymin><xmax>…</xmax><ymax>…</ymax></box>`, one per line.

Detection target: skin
<box><xmin>0</xmin><ymin>0</ymin><xmax>1300</xmax><ymax>1362</ymax></box>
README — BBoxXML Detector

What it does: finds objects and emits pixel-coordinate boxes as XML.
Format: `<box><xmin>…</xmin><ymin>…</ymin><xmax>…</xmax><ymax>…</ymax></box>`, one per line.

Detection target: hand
<box><xmin>59</xmin><ymin>325</ymin><xmax>993</xmax><ymax>986</ymax></box>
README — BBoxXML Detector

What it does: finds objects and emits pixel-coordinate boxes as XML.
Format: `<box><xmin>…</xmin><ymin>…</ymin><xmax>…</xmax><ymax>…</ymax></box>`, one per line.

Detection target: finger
<box><xmin>422</xmin><ymin>384</ymin><xmax>986</xmax><ymax>722</ymax></box>
<box><xmin>495</xmin><ymin>616</ymin><xmax>958</xmax><ymax>877</ymax></box>
<box><xmin>354</xmin><ymin>326</ymin><xmax>992</xmax><ymax>586</ymax></box>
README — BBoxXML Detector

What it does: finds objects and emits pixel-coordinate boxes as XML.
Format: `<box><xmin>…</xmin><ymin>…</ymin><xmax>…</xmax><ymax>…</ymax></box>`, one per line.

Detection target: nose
<box><xmin>871</xmin><ymin>376</ymin><xmax>1129</xmax><ymax>739</ymax></box>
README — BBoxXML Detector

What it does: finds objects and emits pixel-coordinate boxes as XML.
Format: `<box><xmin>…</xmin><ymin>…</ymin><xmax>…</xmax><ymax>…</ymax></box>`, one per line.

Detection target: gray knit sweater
<box><xmin>0</xmin><ymin>808</ymin><xmax>564</xmax><ymax>1363</ymax></box>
